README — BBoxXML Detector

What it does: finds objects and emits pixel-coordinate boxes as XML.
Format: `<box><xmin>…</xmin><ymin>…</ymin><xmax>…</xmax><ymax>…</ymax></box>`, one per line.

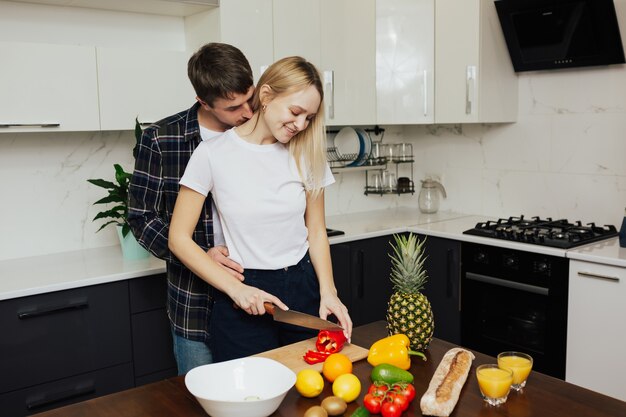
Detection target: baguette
<box><xmin>420</xmin><ymin>348</ymin><xmax>475</xmax><ymax>417</ymax></box>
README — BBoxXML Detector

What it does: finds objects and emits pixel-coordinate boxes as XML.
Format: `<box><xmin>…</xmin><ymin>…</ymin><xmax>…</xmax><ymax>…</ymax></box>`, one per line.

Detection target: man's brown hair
<box><xmin>187</xmin><ymin>43</ymin><xmax>253</xmax><ymax>106</ymax></box>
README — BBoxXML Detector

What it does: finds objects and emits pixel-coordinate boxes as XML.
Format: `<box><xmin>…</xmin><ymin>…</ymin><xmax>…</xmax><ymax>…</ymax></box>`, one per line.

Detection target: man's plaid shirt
<box><xmin>128</xmin><ymin>102</ymin><xmax>216</xmax><ymax>343</ymax></box>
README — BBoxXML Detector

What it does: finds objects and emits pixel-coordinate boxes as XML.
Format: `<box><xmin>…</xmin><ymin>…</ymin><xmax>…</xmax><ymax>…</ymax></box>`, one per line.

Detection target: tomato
<box><xmin>391</xmin><ymin>392</ymin><xmax>409</xmax><ymax>411</ymax></box>
<box><xmin>363</xmin><ymin>393</ymin><xmax>383</xmax><ymax>414</ymax></box>
<box><xmin>381</xmin><ymin>401</ymin><xmax>402</xmax><ymax>417</ymax></box>
<box><xmin>368</xmin><ymin>383</ymin><xmax>388</xmax><ymax>397</ymax></box>
<box><xmin>395</xmin><ymin>383</ymin><xmax>416</xmax><ymax>402</ymax></box>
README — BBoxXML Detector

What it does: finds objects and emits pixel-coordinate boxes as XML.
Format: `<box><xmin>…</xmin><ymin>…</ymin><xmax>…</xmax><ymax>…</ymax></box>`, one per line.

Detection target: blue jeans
<box><xmin>209</xmin><ymin>252</ymin><xmax>320</xmax><ymax>362</ymax></box>
<box><xmin>171</xmin><ymin>328</ymin><xmax>213</xmax><ymax>375</ymax></box>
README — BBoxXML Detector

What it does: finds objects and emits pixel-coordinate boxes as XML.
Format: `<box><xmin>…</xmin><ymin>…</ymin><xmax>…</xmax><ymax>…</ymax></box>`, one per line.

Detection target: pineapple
<box><xmin>386</xmin><ymin>233</ymin><xmax>434</xmax><ymax>351</ymax></box>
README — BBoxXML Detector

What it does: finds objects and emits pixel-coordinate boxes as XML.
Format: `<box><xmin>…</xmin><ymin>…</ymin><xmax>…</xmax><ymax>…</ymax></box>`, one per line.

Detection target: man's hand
<box><xmin>207</xmin><ymin>246</ymin><xmax>244</xmax><ymax>281</ymax></box>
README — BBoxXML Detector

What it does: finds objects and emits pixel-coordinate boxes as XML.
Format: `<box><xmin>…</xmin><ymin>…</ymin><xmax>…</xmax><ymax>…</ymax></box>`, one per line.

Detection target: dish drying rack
<box><xmin>326</xmin><ymin>126</ymin><xmax>415</xmax><ymax>196</ymax></box>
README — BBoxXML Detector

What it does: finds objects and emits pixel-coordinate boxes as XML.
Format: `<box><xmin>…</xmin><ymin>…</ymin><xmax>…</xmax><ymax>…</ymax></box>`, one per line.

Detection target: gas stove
<box><xmin>463</xmin><ymin>215</ymin><xmax>618</xmax><ymax>249</ymax></box>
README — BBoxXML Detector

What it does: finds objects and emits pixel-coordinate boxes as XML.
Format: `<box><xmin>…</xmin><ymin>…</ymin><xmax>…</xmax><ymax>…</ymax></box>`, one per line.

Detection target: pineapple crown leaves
<box><xmin>388</xmin><ymin>233</ymin><xmax>428</xmax><ymax>293</ymax></box>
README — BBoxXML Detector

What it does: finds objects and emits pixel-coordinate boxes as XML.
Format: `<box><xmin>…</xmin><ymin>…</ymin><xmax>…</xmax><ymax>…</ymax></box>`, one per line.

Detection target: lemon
<box><xmin>332</xmin><ymin>373</ymin><xmax>361</xmax><ymax>403</ymax></box>
<box><xmin>295</xmin><ymin>369</ymin><xmax>325</xmax><ymax>398</ymax></box>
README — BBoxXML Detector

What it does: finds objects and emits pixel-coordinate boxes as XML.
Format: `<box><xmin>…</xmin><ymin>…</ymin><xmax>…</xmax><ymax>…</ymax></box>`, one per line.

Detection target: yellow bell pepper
<box><xmin>367</xmin><ymin>333</ymin><xmax>426</xmax><ymax>370</ymax></box>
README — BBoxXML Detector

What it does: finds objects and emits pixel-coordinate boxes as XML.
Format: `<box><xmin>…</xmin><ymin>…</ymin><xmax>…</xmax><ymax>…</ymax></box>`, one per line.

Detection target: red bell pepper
<box><xmin>302</xmin><ymin>330</ymin><xmax>347</xmax><ymax>364</ymax></box>
<box><xmin>315</xmin><ymin>330</ymin><xmax>347</xmax><ymax>354</ymax></box>
<box><xmin>303</xmin><ymin>350</ymin><xmax>331</xmax><ymax>364</ymax></box>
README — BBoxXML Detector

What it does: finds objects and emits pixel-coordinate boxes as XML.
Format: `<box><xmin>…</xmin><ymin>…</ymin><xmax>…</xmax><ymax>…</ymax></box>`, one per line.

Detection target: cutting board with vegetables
<box><xmin>254</xmin><ymin>338</ymin><xmax>369</xmax><ymax>374</ymax></box>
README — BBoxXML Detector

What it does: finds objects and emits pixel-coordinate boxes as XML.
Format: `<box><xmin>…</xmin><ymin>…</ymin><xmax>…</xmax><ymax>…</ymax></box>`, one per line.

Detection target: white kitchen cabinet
<box><xmin>566</xmin><ymin>259</ymin><xmax>626</xmax><ymax>402</ymax></box>
<box><xmin>185</xmin><ymin>0</ymin><xmax>274</xmax><ymax>84</ymax></box>
<box><xmin>0</xmin><ymin>41</ymin><xmax>100</xmax><ymax>133</ymax></box>
<box><xmin>376</xmin><ymin>0</ymin><xmax>434</xmax><ymax>124</ymax></box>
<box><xmin>320</xmin><ymin>0</ymin><xmax>376</xmax><ymax>126</ymax></box>
<box><xmin>97</xmin><ymin>47</ymin><xmax>194</xmax><ymax>130</ymax></box>
<box><xmin>273</xmin><ymin>0</ymin><xmax>376</xmax><ymax>126</ymax></box>
<box><xmin>434</xmin><ymin>0</ymin><xmax>517</xmax><ymax>123</ymax></box>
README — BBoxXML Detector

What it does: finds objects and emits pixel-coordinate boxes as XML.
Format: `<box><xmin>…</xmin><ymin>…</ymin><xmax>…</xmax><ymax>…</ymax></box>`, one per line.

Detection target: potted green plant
<box><xmin>87</xmin><ymin>118</ymin><xmax>149</xmax><ymax>259</ymax></box>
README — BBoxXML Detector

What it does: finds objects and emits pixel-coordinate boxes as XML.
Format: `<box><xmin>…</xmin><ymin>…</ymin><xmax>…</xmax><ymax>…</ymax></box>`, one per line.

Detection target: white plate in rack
<box><xmin>333</xmin><ymin>127</ymin><xmax>361</xmax><ymax>166</ymax></box>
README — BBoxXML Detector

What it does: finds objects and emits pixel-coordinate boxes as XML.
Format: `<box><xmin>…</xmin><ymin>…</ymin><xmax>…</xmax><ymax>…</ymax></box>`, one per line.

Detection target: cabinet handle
<box><xmin>357</xmin><ymin>249</ymin><xmax>364</xmax><ymax>298</ymax></box>
<box><xmin>466</xmin><ymin>272</ymin><xmax>549</xmax><ymax>296</ymax></box>
<box><xmin>465</xmin><ymin>65</ymin><xmax>476</xmax><ymax>115</ymax></box>
<box><xmin>17</xmin><ymin>298</ymin><xmax>88</xmax><ymax>319</ymax></box>
<box><xmin>423</xmin><ymin>69</ymin><xmax>428</xmax><ymax>117</ymax></box>
<box><xmin>26</xmin><ymin>381</ymin><xmax>95</xmax><ymax>410</ymax></box>
<box><xmin>446</xmin><ymin>249</ymin><xmax>454</xmax><ymax>298</ymax></box>
<box><xmin>0</xmin><ymin>123</ymin><xmax>60</xmax><ymax>128</ymax></box>
<box><xmin>578</xmin><ymin>271</ymin><xmax>620</xmax><ymax>282</ymax></box>
<box><xmin>324</xmin><ymin>70</ymin><xmax>335</xmax><ymax>120</ymax></box>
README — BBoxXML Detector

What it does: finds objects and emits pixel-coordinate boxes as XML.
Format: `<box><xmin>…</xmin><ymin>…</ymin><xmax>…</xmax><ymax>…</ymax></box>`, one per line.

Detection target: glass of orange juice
<box><xmin>476</xmin><ymin>364</ymin><xmax>513</xmax><ymax>406</ymax></box>
<box><xmin>498</xmin><ymin>352</ymin><xmax>533</xmax><ymax>391</ymax></box>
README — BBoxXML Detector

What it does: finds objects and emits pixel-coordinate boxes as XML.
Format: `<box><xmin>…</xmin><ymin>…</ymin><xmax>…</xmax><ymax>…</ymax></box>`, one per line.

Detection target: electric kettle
<box><xmin>418</xmin><ymin>178</ymin><xmax>447</xmax><ymax>214</ymax></box>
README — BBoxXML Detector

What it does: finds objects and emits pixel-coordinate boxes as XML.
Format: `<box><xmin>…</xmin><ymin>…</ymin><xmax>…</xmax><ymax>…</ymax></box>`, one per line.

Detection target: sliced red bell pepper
<box><xmin>315</xmin><ymin>330</ymin><xmax>347</xmax><ymax>354</ymax></box>
<box><xmin>303</xmin><ymin>350</ymin><xmax>331</xmax><ymax>364</ymax></box>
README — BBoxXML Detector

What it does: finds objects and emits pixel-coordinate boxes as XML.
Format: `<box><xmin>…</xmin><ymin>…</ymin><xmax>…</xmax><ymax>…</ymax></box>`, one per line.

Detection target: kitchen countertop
<box><xmin>566</xmin><ymin>236</ymin><xmax>626</xmax><ymax>267</ymax></box>
<box><xmin>2</xmin><ymin>207</ymin><xmax>624</xmax><ymax>301</ymax></box>
<box><xmin>32</xmin><ymin>321</ymin><xmax>626</xmax><ymax>417</ymax></box>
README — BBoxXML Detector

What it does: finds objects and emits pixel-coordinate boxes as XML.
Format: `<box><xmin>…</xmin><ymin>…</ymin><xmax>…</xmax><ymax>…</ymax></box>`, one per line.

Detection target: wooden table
<box><xmin>34</xmin><ymin>321</ymin><xmax>626</xmax><ymax>417</ymax></box>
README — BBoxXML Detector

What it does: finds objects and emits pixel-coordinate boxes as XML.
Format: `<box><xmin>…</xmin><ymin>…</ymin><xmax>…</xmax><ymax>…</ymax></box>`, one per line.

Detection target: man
<box><xmin>128</xmin><ymin>43</ymin><xmax>254</xmax><ymax>374</ymax></box>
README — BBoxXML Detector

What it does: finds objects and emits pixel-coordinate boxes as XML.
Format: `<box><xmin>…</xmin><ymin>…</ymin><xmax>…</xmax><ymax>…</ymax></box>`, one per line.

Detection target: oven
<box><xmin>461</xmin><ymin>242</ymin><xmax>569</xmax><ymax>379</ymax></box>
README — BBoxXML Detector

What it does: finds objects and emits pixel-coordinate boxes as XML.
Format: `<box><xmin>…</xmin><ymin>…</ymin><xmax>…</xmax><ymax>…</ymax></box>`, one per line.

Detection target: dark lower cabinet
<box><xmin>331</xmin><ymin>234</ymin><xmax>461</xmax><ymax>344</ymax></box>
<box><xmin>331</xmin><ymin>235</ymin><xmax>395</xmax><ymax>327</ymax></box>
<box><xmin>0</xmin><ymin>274</ymin><xmax>176</xmax><ymax>416</ymax></box>
<box><xmin>0</xmin><ymin>281</ymin><xmax>133</xmax><ymax>416</ymax></box>
<box><xmin>418</xmin><ymin>235</ymin><xmax>461</xmax><ymax>344</ymax></box>
<box><xmin>129</xmin><ymin>274</ymin><xmax>177</xmax><ymax>385</ymax></box>
<box><xmin>0</xmin><ymin>363</ymin><xmax>134</xmax><ymax>416</ymax></box>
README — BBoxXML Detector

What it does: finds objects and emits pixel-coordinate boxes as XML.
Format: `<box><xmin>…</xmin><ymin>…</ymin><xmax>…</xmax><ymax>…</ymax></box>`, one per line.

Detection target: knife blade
<box><xmin>264</xmin><ymin>302</ymin><xmax>343</xmax><ymax>331</ymax></box>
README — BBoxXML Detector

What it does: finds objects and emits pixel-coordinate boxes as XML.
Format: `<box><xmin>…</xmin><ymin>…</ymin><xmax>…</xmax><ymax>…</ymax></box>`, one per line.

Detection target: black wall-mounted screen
<box><xmin>494</xmin><ymin>0</ymin><xmax>625</xmax><ymax>72</ymax></box>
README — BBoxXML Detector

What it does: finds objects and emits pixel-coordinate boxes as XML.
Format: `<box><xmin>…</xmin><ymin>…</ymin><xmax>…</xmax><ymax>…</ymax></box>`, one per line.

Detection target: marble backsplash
<box><xmin>2</xmin><ymin>66</ymin><xmax>626</xmax><ymax>261</ymax></box>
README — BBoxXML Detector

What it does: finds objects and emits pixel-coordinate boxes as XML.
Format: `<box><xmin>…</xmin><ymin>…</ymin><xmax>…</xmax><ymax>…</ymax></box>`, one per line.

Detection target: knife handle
<box><xmin>263</xmin><ymin>302</ymin><xmax>275</xmax><ymax>315</ymax></box>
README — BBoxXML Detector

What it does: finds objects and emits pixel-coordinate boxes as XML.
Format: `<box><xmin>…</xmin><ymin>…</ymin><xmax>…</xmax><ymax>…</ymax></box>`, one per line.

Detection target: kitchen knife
<box><xmin>264</xmin><ymin>302</ymin><xmax>343</xmax><ymax>331</ymax></box>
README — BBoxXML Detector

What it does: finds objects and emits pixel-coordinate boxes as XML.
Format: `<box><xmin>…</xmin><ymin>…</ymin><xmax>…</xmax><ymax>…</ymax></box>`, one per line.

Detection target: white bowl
<box><xmin>185</xmin><ymin>357</ymin><xmax>296</xmax><ymax>417</ymax></box>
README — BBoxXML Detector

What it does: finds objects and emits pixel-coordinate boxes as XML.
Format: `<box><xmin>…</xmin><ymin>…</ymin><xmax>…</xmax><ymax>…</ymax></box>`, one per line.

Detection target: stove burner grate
<box><xmin>463</xmin><ymin>215</ymin><xmax>618</xmax><ymax>248</ymax></box>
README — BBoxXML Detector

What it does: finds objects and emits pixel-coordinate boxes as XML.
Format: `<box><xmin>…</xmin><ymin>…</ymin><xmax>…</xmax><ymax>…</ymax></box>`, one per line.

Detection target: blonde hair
<box><xmin>251</xmin><ymin>56</ymin><xmax>327</xmax><ymax>198</ymax></box>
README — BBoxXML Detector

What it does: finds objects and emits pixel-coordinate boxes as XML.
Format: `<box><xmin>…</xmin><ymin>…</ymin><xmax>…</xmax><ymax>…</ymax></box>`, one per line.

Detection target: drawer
<box><xmin>0</xmin><ymin>362</ymin><xmax>133</xmax><ymax>416</ymax></box>
<box><xmin>0</xmin><ymin>281</ymin><xmax>131</xmax><ymax>393</ymax></box>
<box><xmin>129</xmin><ymin>274</ymin><xmax>167</xmax><ymax>313</ymax></box>
<box><xmin>131</xmin><ymin>308</ymin><xmax>176</xmax><ymax>377</ymax></box>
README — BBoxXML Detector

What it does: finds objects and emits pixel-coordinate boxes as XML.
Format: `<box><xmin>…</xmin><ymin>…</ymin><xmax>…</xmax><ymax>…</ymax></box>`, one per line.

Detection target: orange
<box><xmin>322</xmin><ymin>353</ymin><xmax>353</xmax><ymax>382</ymax></box>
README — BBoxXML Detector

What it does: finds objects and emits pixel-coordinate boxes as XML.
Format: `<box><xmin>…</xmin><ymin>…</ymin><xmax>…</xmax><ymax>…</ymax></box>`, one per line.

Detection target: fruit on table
<box><xmin>370</xmin><ymin>363</ymin><xmax>414</xmax><ymax>384</ymax></box>
<box><xmin>332</xmin><ymin>373</ymin><xmax>361</xmax><ymax>403</ymax></box>
<box><xmin>367</xmin><ymin>334</ymin><xmax>425</xmax><ymax>370</ymax></box>
<box><xmin>304</xmin><ymin>405</ymin><xmax>329</xmax><ymax>417</ymax></box>
<box><xmin>320</xmin><ymin>396</ymin><xmax>348</xmax><ymax>416</ymax></box>
<box><xmin>386</xmin><ymin>233</ymin><xmax>434</xmax><ymax>351</ymax></box>
<box><xmin>363</xmin><ymin>382</ymin><xmax>416</xmax><ymax>416</ymax></box>
<box><xmin>296</xmin><ymin>369</ymin><xmax>325</xmax><ymax>398</ymax></box>
<box><xmin>322</xmin><ymin>353</ymin><xmax>353</xmax><ymax>382</ymax></box>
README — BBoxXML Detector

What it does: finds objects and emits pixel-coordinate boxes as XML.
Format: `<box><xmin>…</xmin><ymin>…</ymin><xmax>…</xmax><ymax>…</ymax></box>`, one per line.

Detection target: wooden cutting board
<box><xmin>254</xmin><ymin>337</ymin><xmax>369</xmax><ymax>374</ymax></box>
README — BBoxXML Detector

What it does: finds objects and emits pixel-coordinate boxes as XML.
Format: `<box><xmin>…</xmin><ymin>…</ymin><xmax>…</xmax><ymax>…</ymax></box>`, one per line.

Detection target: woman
<box><xmin>169</xmin><ymin>56</ymin><xmax>352</xmax><ymax>362</ymax></box>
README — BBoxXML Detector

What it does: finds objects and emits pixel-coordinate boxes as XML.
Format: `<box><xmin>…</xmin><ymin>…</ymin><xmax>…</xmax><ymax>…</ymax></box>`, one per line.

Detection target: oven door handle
<box><xmin>465</xmin><ymin>272</ymin><xmax>549</xmax><ymax>296</ymax></box>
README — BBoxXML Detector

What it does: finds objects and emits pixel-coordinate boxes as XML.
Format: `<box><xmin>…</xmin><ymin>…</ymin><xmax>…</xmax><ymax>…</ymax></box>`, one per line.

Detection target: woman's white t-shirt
<box><xmin>180</xmin><ymin>128</ymin><xmax>334</xmax><ymax>269</ymax></box>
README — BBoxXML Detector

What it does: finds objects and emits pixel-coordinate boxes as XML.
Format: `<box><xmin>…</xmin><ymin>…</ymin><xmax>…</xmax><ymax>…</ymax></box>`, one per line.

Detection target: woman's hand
<box><xmin>319</xmin><ymin>292</ymin><xmax>353</xmax><ymax>341</ymax></box>
<box><xmin>229</xmin><ymin>284</ymin><xmax>289</xmax><ymax>316</ymax></box>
